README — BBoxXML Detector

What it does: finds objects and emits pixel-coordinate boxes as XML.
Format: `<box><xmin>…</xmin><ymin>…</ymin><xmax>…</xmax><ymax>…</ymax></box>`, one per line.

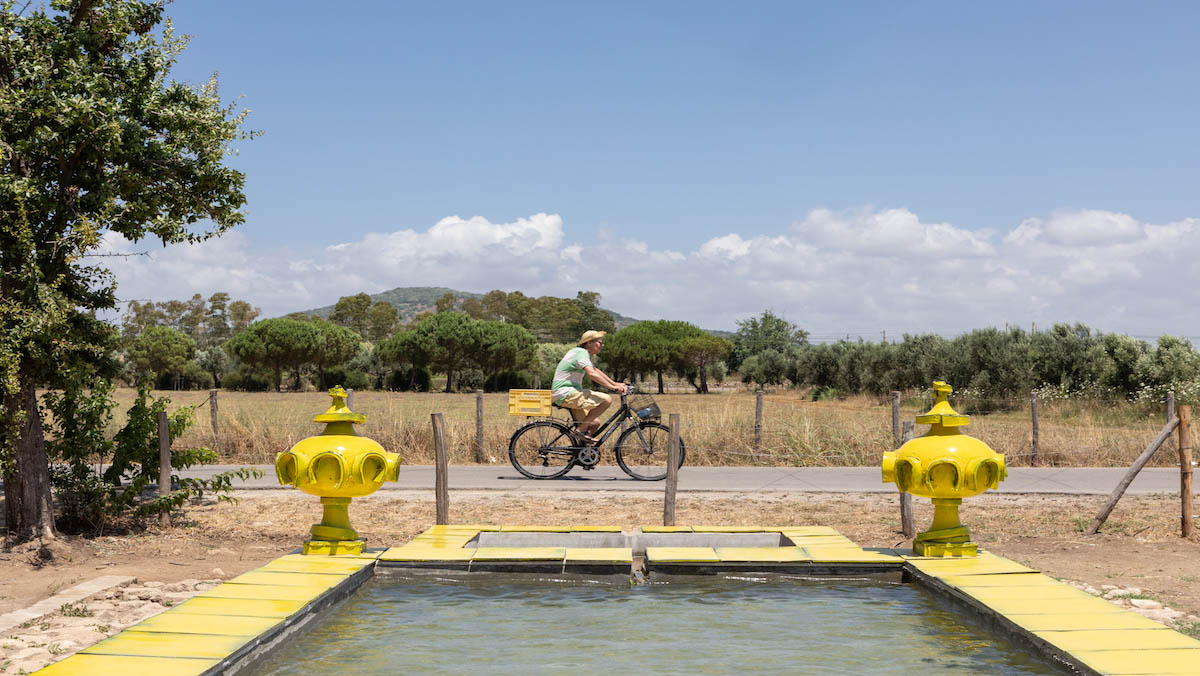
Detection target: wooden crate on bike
<box><xmin>508</xmin><ymin>389</ymin><xmax>553</xmax><ymax>416</ymax></box>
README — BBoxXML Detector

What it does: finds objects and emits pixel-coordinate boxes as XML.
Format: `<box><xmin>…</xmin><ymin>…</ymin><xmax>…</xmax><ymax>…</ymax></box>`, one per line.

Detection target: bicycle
<box><xmin>507</xmin><ymin>390</ymin><xmax>686</xmax><ymax>481</ymax></box>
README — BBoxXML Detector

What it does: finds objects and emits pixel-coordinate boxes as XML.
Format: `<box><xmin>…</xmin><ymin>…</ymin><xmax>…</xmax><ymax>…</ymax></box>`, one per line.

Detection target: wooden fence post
<box><xmin>890</xmin><ymin>391</ymin><xmax>901</xmax><ymax>447</ymax></box>
<box><xmin>432</xmin><ymin>413</ymin><xmax>449</xmax><ymax>525</ymax></box>
<box><xmin>1088</xmin><ymin>417</ymin><xmax>1180</xmax><ymax>534</ymax></box>
<box><xmin>1030</xmin><ymin>391</ymin><xmax>1040</xmax><ymax>466</ymax></box>
<box><xmin>664</xmin><ymin>413</ymin><xmax>681</xmax><ymax>527</ymax></box>
<box><xmin>754</xmin><ymin>390</ymin><xmax>764</xmax><ymax>454</ymax></box>
<box><xmin>346</xmin><ymin>388</ymin><xmax>354</xmax><ymax>411</ymax></box>
<box><xmin>1180</xmin><ymin>405</ymin><xmax>1193</xmax><ymax>538</ymax></box>
<box><xmin>475</xmin><ymin>390</ymin><xmax>486</xmax><ymax>463</ymax></box>
<box><xmin>1168</xmin><ymin>391</ymin><xmax>1176</xmax><ymax>426</ymax></box>
<box><xmin>208</xmin><ymin>389</ymin><xmax>219</xmax><ymax>449</ymax></box>
<box><xmin>158</xmin><ymin>410</ymin><xmax>172</xmax><ymax>528</ymax></box>
<box><xmin>900</xmin><ymin>420</ymin><xmax>914</xmax><ymax>538</ymax></box>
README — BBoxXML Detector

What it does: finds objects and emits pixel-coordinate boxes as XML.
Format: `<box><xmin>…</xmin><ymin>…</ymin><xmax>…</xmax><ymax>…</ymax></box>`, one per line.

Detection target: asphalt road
<box><xmin>184</xmin><ymin>465</ymin><xmax>1195</xmax><ymax>495</ymax></box>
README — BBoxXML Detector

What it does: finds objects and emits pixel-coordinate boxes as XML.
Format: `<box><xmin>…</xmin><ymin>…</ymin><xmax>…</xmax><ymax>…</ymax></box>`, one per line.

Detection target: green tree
<box><xmin>227</xmin><ymin>319</ymin><xmax>320</xmax><ymax>391</ymax></box>
<box><xmin>604</xmin><ymin>320</ymin><xmax>703</xmax><ymax>393</ymax></box>
<box><xmin>571</xmin><ymin>291</ymin><xmax>616</xmax><ymax>338</ymax></box>
<box><xmin>196</xmin><ymin>346</ymin><xmax>232</xmax><ymax>388</ymax></box>
<box><xmin>310</xmin><ymin>319</ymin><xmax>362</xmax><ymax>389</ymax></box>
<box><xmin>126</xmin><ymin>326</ymin><xmax>196</xmax><ymax>387</ymax></box>
<box><xmin>366</xmin><ymin>301</ymin><xmax>399</xmax><ymax>341</ymax></box>
<box><xmin>120</xmin><ymin>300</ymin><xmax>167</xmax><ymax>344</ymax></box>
<box><xmin>1088</xmin><ymin>333</ymin><xmax>1147</xmax><ymax>396</ymax></box>
<box><xmin>376</xmin><ymin>329</ymin><xmax>434</xmax><ymax>391</ymax></box>
<box><xmin>731</xmin><ymin>310</ymin><xmax>809</xmax><ymax>369</ymax></box>
<box><xmin>1136</xmin><ymin>336</ymin><xmax>1200</xmax><ymax>395</ymax></box>
<box><xmin>739</xmin><ymin>349</ymin><xmax>790</xmax><ymax>387</ymax></box>
<box><xmin>675</xmin><ymin>334</ymin><xmax>734</xmax><ymax>393</ymax></box>
<box><xmin>162</xmin><ymin>294</ymin><xmax>207</xmax><ymax>343</ymax></box>
<box><xmin>0</xmin><ymin>0</ymin><xmax>254</xmax><ymax>539</ymax></box>
<box><xmin>228</xmin><ymin>300</ymin><xmax>260</xmax><ymax>335</ymax></box>
<box><xmin>435</xmin><ymin>292</ymin><xmax>458</xmax><ymax>313</ymax></box>
<box><xmin>1031</xmin><ymin>323</ymin><xmax>1099</xmax><ymax>391</ymax></box>
<box><xmin>413</xmin><ymin>312</ymin><xmax>479</xmax><ymax>392</ymax></box>
<box><xmin>460</xmin><ymin>297</ymin><xmax>486</xmax><ymax>319</ymax></box>
<box><xmin>204</xmin><ymin>292</ymin><xmax>233</xmax><ymax>347</ymax></box>
<box><xmin>330</xmin><ymin>292</ymin><xmax>371</xmax><ymax>336</ymax></box>
<box><xmin>476</xmin><ymin>320</ymin><xmax>536</xmax><ymax>386</ymax></box>
<box><xmin>481</xmin><ymin>289</ymin><xmax>509</xmax><ymax>320</ymax></box>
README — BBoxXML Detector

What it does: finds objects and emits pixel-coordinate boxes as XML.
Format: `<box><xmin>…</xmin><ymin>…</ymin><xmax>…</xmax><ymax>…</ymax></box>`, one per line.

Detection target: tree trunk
<box><xmin>3</xmin><ymin>373</ymin><xmax>57</xmax><ymax>541</ymax></box>
<box><xmin>445</xmin><ymin>369</ymin><xmax>454</xmax><ymax>393</ymax></box>
<box><xmin>657</xmin><ymin>370</ymin><xmax>664</xmax><ymax>394</ymax></box>
<box><xmin>700</xmin><ymin>365</ymin><xmax>709</xmax><ymax>394</ymax></box>
<box><xmin>273</xmin><ymin>366</ymin><xmax>282</xmax><ymax>392</ymax></box>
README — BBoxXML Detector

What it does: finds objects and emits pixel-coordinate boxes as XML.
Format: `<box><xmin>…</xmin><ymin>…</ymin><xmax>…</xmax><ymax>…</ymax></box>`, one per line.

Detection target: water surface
<box><xmin>251</xmin><ymin>576</ymin><xmax>1070</xmax><ymax>675</ymax></box>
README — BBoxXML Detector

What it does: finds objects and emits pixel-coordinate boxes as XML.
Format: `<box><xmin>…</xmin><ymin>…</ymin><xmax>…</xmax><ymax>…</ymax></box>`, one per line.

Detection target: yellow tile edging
<box><xmin>34</xmin><ymin>524</ymin><xmax>1200</xmax><ymax>676</ymax></box>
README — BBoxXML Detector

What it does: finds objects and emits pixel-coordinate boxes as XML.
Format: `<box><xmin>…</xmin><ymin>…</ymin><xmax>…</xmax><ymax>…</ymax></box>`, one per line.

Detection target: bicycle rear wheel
<box><xmin>614</xmin><ymin>421</ymin><xmax>685</xmax><ymax>481</ymax></box>
<box><xmin>508</xmin><ymin>420</ymin><xmax>577</xmax><ymax>479</ymax></box>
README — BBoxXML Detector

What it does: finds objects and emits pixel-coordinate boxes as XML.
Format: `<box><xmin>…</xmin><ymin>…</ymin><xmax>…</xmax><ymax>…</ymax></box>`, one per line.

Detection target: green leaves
<box><xmin>226</xmin><ymin>318</ymin><xmax>320</xmax><ymax>391</ymax></box>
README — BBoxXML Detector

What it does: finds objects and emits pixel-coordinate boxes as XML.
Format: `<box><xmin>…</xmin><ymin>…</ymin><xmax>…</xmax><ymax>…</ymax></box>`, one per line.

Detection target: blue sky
<box><xmin>105</xmin><ymin>1</ymin><xmax>1200</xmax><ymax>339</ymax></box>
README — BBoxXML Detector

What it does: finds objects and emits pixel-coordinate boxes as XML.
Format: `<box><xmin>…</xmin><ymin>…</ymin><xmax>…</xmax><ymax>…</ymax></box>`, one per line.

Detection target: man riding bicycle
<box><xmin>553</xmin><ymin>330</ymin><xmax>628</xmax><ymax>443</ymax></box>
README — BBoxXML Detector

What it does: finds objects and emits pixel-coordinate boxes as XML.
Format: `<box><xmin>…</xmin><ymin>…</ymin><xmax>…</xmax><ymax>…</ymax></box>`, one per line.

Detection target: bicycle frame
<box><xmin>559</xmin><ymin>393</ymin><xmax>648</xmax><ymax>448</ymax></box>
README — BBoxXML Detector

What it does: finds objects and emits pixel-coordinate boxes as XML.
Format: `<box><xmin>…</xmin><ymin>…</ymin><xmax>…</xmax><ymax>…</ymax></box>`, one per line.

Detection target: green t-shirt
<box><xmin>552</xmin><ymin>347</ymin><xmax>593</xmax><ymax>400</ymax></box>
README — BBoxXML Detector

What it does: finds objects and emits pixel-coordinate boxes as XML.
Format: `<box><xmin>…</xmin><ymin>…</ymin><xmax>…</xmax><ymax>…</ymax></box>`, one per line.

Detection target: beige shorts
<box><xmin>557</xmin><ymin>389</ymin><xmax>612</xmax><ymax>419</ymax></box>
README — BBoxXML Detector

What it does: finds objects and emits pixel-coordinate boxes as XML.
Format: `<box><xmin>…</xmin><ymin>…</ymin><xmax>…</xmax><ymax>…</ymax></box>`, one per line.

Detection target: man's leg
<box><xmin>579</xmin><ymin>399</ymin><xmax>611</xmax><ymax>435</ymax></box>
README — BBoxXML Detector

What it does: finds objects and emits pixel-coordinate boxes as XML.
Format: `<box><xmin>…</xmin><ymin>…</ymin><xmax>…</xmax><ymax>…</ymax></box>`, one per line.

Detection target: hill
<box><xmin>299</xmin><ymin>286</ymin><xmax>643</xmax><ymax>329</ymax></box>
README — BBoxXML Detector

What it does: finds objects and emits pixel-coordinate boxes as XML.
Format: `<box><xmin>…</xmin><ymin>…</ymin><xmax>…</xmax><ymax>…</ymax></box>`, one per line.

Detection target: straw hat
<box><xmin>577</xmin><ymin>330</ymin><xmax>607</xmax><ymax>346</ymax></box>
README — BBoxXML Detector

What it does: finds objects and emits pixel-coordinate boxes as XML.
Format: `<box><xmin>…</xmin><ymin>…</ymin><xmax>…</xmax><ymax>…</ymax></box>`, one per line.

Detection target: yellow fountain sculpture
<box><xmin>882</xmin><ymin>381</ymin><xmax>1006</xmax><ymax>557</ymax></box>
<box><xmin>275</xmin><ymin>387</ymin><xmax>401</xmax><ymax>555</ymax></box>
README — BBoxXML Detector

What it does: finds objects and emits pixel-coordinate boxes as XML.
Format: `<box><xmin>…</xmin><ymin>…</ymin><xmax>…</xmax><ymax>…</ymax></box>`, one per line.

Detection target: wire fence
<box><xmin>110</xmin><ymin>386</ymin><xmax>1183</xmax><ymax>470</ymax></box>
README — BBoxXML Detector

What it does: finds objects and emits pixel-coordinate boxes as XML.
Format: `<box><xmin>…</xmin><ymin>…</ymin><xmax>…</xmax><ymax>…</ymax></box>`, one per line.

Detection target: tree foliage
<box><xmin>604</xmin><ymin>320</ymin><xmax>705</xmax><ymax>393</ymax></box>
<box><xmin>310</xmin><ymin>319</ymin><xmax>362</xmax><ymax>389</ymax></box>
<box><xmin>731</xmin><ymin>310</ymin><xmax>809</xmax><ymax>369</ymax></box>
<box><xmin>226</xmin><ymin>318</ymin><xmax>319</xmax><ymax>391</ymax></box>
<box><xmin>0</xmin><ymin>0</ymin><xmax>255</xmax><ymax>539</ymax></box>
<box><xmin>365</xmin><ymin>301</ymin><xmax>399</xmax><ymax>341</ymax></box>
<box><xmin>329</xmin><ymin>292</ymin><xmax>371</xmax><ymax>336</ymax></box>
<box><xmin>126</xmin><ymin>325</ymin><xmax>195</xmax><ymax>385</ymax></box>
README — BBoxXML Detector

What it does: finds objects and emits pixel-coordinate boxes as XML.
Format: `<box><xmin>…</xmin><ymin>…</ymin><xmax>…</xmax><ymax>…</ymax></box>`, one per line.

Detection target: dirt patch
<box><xmin>4</xmin><ymin>491</ymin><xmax>1200</xmax><ymax>650</ymax></box>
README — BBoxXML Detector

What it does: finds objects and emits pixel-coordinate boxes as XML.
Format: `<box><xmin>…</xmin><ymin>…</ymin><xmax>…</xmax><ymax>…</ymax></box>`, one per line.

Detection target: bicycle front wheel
<box><xmin>508</xmin><ymin>420</ymin><xmax>577</xmax><ymax>479</ymax></box>
<box><xmin>614</xmin><ymin>421</ymin><xmax>685</xmax><ymax>481</ymax></box>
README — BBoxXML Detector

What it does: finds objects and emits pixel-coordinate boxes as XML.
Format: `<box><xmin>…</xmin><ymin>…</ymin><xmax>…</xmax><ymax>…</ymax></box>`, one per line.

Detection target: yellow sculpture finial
<box><xmin>313</xmin><ymin>386</ymin><xmax>366</xmax><ymax>424</ymax></box>
<box><xmin>915</xmin><ymin>380</ymin><xmax>969</xmax><ymax>428</ymax></box>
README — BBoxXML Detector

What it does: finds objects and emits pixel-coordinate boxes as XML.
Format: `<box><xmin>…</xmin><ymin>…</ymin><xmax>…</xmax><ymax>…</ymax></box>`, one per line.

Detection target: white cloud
<box><xmin>100</xmin><ymin>207</ymin><xmax>1200</xmax><ymax>338</ymax></box>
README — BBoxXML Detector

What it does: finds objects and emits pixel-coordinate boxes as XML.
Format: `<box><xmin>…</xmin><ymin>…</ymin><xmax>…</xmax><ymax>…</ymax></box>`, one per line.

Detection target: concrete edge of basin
<box><xmin>205</xmin><ymin>562</ymin><xmax>375</xmax><ymax>676</ymax></box>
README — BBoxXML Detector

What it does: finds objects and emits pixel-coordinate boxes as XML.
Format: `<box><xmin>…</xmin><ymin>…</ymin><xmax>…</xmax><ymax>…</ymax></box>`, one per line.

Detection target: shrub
<box><xmin>387</xmin><ymin>367</ymin><xmax>432</xmax><ymax>392</ymax></box>
<box><xmin>43</xmin><ymin>378</ymin><xmax>261</xmax><ymax>533</ymax></box>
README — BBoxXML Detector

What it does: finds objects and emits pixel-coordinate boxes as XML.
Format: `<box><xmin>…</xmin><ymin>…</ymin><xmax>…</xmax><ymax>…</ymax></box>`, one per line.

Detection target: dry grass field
<box><xmin>102</xmin><ymin>387</ymin><xmax>1177</xmax><ymax>467</ymax></box>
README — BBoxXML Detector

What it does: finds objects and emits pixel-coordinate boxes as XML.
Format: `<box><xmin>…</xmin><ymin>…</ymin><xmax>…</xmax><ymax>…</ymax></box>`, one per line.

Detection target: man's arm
<box><xmin>584</xmin><ymin>366</ymin><xmax>627</xmax><ymax>394</ymax></box>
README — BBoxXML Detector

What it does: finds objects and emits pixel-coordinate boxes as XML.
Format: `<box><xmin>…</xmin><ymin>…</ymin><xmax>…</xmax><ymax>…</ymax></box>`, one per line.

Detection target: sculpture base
<box><xmin>303</xmin><ymin>538</ymin><xmax>366</xmax><ymax>556</ymax></box>
<box><xmin>913</xmin><ymin>523</ymin><xmax>977</xmax><ymax>557</ymax></box>
<box><xmin>913</xmin><ymin>539</ymin><xmax>977</xmax><ymax>557</ymax></box>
